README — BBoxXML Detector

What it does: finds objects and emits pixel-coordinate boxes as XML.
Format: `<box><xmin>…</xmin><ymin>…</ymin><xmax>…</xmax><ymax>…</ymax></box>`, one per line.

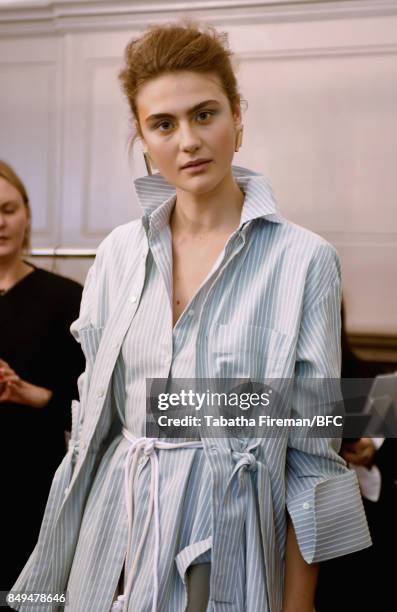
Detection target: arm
<box><xmin>0</xmin><ymin>280</ymin><xmax>85</xmax><ymax>427</ymax></box>
<box><xmin>285</xmin><ymin>244</ymin><xmax>371</xmax><ymax>569</ymax></box>
<box><xmin>282</xmin><ymin>513</ymin><xmax>319</xmax><ymax>612</ymax></box>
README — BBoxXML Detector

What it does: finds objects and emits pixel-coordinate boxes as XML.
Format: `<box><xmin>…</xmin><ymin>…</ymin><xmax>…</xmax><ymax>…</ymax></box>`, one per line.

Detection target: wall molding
<box><xmin>1</xmin><ymin>0</ymin><xmax>397</xmax><ymax>35</ymax></box>
<box><xmin>238</xmin><ymin>43</ymin><xmax>397</xmax><ymax>60</ymax></box>
<box><xmin>82</xmin><ymin>56</ymin><xmax>123</xmax><ymax>237</ymax></box>
<box><xmin>349</xmin><ymin>333</ymin><xmax>397</xmax><ymax>363</ymax></box>
<box><xmin>0</xmin><ymin>59</ymin><xmax>59</xmax><ymax>239</ymax></box>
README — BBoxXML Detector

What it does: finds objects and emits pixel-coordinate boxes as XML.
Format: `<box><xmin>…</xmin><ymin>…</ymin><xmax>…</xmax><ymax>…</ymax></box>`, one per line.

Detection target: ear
<box><xmin>232</xmin><ymin>102</ymin><xmax>242</xmax><ymax>129</ymax></box>
<box><xmin>134</xmin><ymin>120</ymin><xmax>146</xmax><ymax>149</ymax></box>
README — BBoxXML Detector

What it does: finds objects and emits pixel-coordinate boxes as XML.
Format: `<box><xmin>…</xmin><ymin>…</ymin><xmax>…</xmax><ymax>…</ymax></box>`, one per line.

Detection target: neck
<box><xmin>0</xmin><ymin>256</ymin><xmax>32</xmax><ymax>290</ymax></box>
<box><xmin>171</xmin><ymin>168</ymin><xmax>244</xmax><ymax>236</ymax></box>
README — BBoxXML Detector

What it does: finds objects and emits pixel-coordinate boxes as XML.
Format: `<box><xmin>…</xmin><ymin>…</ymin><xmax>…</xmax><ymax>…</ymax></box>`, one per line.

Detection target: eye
<box><xmin>196</xmin><ymin>110</ymin><xmax>215</xmax><ymax>122</ymax></box>
<box><xmin>3</xmin><ymin>206</ymin><xmax>17</xmax><ymax>214</ymax></box>
<box><xmin>156</xmin><ymin>120</ymin><xmax>174</xmax><ymax>132</ymax></box>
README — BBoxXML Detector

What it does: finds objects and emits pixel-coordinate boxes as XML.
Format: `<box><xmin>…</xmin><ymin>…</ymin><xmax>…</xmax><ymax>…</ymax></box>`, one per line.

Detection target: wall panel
<box><xmin>0</xmin><ymin>1</ymin><xmax>396</xmax><ymax>338</ymax></box>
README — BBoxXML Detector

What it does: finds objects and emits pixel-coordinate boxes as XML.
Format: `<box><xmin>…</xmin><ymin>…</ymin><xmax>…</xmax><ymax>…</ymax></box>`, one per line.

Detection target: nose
<box><xmin>0</xmin><ymin>212</ymin><xmax>6</xmax><ymax>228</ymax></box>
<box><xmin>178</xmin><ymin>121</ymin><xmax>201</xmax><ymax>153</ymax></box>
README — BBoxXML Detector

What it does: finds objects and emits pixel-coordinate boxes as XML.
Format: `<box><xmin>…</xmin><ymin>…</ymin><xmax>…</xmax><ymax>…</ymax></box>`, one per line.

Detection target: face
<box><xmin>136</xmin><ymin>71</ymin><xmax>241</xmax><ymax>195</ymax></box>
<box><xmin>0</xmin><ymin>177</ymin><xmax>29</xmax><ymax>261</ymax></box>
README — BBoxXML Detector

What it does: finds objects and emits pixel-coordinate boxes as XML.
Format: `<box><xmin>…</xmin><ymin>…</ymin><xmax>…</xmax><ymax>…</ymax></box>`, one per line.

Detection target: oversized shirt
<box><xmin>10</xmin><ymin>165</ymin><xmax>371</xmax><ymax>612</ymax></box>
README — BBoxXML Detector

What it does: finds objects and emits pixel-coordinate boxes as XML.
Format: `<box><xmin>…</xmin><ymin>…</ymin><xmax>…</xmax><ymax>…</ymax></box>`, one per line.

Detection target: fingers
<box><xmin>343</xmin><ymin>446</ymin><xmax>373</xmax><ymax>467</ymax></box>
<box><xmin>342</xmin><ymin>451</ymin><xmax>358</xmax><ymax>464</ymax></box>
<box><xmin>0</xmin><ymin>376</ymin><xmax>21</xmax><ymax>403</ymax></box>
<box><xmin>0</xmin><ymin>381</ymin><xmax>12</xmax><ymax>402</ymax></box>
<box><xmin>0</xmin><ymin>366</ymin><xmax>18</xmax><ymax>380</ymax></box>
<box><xmin>4</xmin><ymin>375</ymin><xmax>19</xmax><ymax>384</ymax></box>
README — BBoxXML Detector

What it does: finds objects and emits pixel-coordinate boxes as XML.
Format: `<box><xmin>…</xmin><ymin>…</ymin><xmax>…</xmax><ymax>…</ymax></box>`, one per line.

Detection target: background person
<box><xmin>0</xmin><ymin>160</ymin><xmax>85</xmax><ymax>590</ymax></box>
<box><xmin>315</xmin><ymin>302</ymin><xmax>397</xmax><ymax>611</ymax></box>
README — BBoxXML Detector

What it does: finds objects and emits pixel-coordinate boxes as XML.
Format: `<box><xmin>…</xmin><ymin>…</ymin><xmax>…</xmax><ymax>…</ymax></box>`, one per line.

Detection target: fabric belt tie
<box><xmin>111</xmin><ymin>429</ymin><xmax>203</xmax><ymax>612</ymax></box>
<box><xmin>231</xmin><ymin>449</ymin><xmax>258</xmax><ymax>474</ymax></box>
<box><xmin>210</xmin><ymin>443</ymin><xmax>261</xmax><ymax>603</ymax></box>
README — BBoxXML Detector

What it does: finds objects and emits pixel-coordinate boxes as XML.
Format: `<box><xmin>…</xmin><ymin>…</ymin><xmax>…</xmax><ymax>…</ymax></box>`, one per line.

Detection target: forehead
<box><xmin>0</xmin><ymin>176</ymin><xmax>23</xmax><ymax>204</ymax></box>
<box><xmin>136</xmin><ymin>71</ymin><xmax>227</xmax><ymax>117</ymax></box>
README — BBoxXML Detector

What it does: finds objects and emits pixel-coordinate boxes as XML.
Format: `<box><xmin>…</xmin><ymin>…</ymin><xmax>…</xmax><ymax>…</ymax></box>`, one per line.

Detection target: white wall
<box><xmin>0</xmin><ymin>0</ymin><xmax>396</xmax><ymax>335</ymax></box>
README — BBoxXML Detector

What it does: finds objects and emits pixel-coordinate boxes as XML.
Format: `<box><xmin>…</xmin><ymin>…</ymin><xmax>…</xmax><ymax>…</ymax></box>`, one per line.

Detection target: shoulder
<box><xmin>257</xmin><ymin>218</ymin><xmax>340</xmax><ymax>271</ymax></box>
<box><xmin>33</xmin><ymin>267</ymin><xmax>83</xmax><ymax>296</ymax></box>
<box><xmin>270</xmin><ymin>219</ymin><xmax>338</xmax><ymax>261</ymax></box>
<box><xmin>94</xmin><ymin>218</ymin><xmax>144</xmax><ymax>270</ymax></box>
<box><xmin>259</xmin><ymin>220</ymin><xmax>341</xmax><ymax>308</ymax></box>
<box><xmin>97</xmin><ymin>219</ymin><xmax>144</xmax><ymax>255</ymax></box>
<box><xmin>31</xmin><ymin>268</ymin><xmax>83</xmax><ymax>321</ymax></box>
<box><xmin>79</xmin><ymin>219</ymin><xmax>145</xmax><ymax>315</ymax></box>
<box><xmin>285</xmin><ymin>223</ymin><xmax>341</xmax><ymax>307</ymax></box>
<box><xmin>267</xmin><ymin>219</ymin><xmax>340</xmax><ymax>275</ymax></box>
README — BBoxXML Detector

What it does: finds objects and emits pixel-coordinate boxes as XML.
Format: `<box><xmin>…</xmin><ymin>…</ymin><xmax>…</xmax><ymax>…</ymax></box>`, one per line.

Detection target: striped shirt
<box><xmin>10</xmin><ymin>165</ymin><xmax>371</xmax><ymax>612</ymax></box>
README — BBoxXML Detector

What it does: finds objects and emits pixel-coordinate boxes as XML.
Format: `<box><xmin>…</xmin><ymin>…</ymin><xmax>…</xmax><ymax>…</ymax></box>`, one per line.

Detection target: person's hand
<box><xmin>0</xmin><ymin>359</ymin><xmax>53</xmax><ymax>408</ymax></box>
<box><xmin>341</xmin><ymin>437</ymin><xmax>377</xmax><ymax>468</ymax></box>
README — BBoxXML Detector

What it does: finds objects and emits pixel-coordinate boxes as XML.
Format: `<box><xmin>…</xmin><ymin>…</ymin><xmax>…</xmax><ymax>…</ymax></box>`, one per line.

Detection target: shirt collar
<box><xmin>133</xmin><ymin>165</ymin><xmax>283</xmax><ymax>234</ymax></box>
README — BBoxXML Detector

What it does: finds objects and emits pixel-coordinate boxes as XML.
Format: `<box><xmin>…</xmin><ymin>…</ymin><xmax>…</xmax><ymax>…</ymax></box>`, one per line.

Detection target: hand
<box><xmin>0</xmin><ymin>359</ymin><xmax>53</xmax><ymax>408</ymax></box>
<box><xmin>341</xmin><ymin>437</ymin><xmax>376</xmax><ymax>468</ymax></box>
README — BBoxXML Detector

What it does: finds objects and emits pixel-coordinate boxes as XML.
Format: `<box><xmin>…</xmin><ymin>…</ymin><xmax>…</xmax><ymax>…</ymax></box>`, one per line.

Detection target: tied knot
<box><xmin>232</xmin><ymin>450</ymin><xmax>257</xmax><ymax>472</ymax></box>
<box><xmin>143</xmin><ymin>438</ymin><xmax>157</xmax><ymax>456</ymax></box>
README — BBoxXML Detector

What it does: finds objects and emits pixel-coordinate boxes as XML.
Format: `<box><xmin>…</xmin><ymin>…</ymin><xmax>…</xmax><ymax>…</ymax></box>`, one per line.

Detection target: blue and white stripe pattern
<box><xmin>10</xmin><ymin>165</ymin><xmax>371</xmax><ymax>611</ymax></box>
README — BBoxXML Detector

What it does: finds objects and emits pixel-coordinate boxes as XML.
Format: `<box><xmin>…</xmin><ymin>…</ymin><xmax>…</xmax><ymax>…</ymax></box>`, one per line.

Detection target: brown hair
<box><xmin>0</xmin><ymin>160</ymin><xmax>31</xmax><ymax>251</ymax></box>
<box><xmin>119</xmin><ymin>20</ymin><xmax>245</xmax><ymax>145</ymax></box>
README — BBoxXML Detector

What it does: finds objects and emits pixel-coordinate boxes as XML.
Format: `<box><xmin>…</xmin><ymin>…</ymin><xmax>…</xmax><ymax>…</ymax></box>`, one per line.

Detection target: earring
<box><xmin>143</xmin><ymin>151</ymin><xmax>153</xmax><ymax>176</ymax></box>
<box><xmin>235</xmin><ymin>125</ymin><xmax>244</xmax><ymax>152</ymax></box>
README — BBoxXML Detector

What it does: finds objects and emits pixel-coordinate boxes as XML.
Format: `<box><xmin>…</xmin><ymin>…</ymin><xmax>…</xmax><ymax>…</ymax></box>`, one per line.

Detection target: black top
<box><xmin>0</xmin><ymin>265</ymin><xmax>85</xmax><ymax>589</ymax></box>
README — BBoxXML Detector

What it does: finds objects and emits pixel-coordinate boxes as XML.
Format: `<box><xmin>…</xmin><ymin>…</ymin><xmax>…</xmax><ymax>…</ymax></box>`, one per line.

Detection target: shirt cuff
<box><xmin>286</xmin><ymin>469</ymin><xmax>372</xmax><ymax>563</ymax></box>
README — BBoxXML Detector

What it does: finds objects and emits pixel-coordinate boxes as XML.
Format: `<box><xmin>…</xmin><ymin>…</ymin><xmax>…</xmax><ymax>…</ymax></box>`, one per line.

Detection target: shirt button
<box><xmin>302</xmin><ymin>502</ymin><xmax>311</xmax><ymax>510</ymax></box>
<box><xmin>210</xmin><ymin>447</ymin><xmax>219</xmax><ymax>454</ymax></box>
<box><xmin>187</xmin><ymin>310</ymin><xmax>195</xmax><ymax>316</ymax></box>
<box><xmin>98</xmin><ymin>388</ymin><xmax>105</xmax><ymax>398</ymax></box>
<box><xmin>130</xmin><ymin>295</ymin><xmax>137</xmax><ymax>303</ymax></box>
<box><xmin>64</xmin><ymin>487</ymin><xmax>69</xmax><ymax>496</ymax></box>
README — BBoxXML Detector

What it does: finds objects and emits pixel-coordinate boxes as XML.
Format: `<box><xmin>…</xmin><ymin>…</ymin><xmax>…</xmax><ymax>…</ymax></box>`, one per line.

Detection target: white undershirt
<box><xmin>350</xmin><ymin>438</ymin><xmax>385</xmax><ymax>502</ymax></box>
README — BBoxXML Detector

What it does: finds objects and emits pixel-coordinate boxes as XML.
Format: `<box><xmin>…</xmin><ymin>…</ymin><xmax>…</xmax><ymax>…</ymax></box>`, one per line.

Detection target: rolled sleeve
<box><xmin>285</xmin><ymin>243</ymin><xmax>371</xmax><ymax>563</ymax></box>
<box><xmin>286</xmin><ymin>469</ymin><xmax>371</xmax><ymax>563</ymax></box>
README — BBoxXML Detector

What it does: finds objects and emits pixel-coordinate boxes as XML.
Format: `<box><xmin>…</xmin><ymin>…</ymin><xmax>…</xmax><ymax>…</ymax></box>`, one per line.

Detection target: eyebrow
<box><xmin>0</xmin><ymin>200</ymin><xmax>18</xmax><ymax>207</ymax></box>
<box><xmin>144</xmin><ymin>99</ymin><xmax>221</xmax><ymax>124</ymax></box>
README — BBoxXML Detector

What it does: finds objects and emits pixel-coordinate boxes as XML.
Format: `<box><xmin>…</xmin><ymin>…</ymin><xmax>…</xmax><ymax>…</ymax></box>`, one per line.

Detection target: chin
<box><xmin>0</xmin><ymin>245</ymin><xmax>17</xmax><ymax>259</ymax></box>
<box><xmin>181</xmin><ymin>173</ymin><xmax>224</xmax><ymax>195</ymax></box>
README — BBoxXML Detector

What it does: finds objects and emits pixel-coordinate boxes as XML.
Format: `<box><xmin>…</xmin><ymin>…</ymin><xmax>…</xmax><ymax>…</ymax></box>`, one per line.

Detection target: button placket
<box><xmin>195</xmin><ymin>234</ymin><xmax>247</xmax><ymax>354</ymax></box>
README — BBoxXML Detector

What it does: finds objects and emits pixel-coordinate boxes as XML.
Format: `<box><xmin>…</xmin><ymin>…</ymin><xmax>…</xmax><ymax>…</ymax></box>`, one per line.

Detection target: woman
<box><xmin>10</xmin><ymin>22</ymin><xmax>371</xmax><ymax>612</ymax></box>
<box><xmin>315</xmin><ymin>310</ymin><xmax>397</xmax><ymax>612</ymax></box>
<box><xmin>0</xmin><ymin>161</ymin><xmax>85</xmax><ymax>590</ymax></box>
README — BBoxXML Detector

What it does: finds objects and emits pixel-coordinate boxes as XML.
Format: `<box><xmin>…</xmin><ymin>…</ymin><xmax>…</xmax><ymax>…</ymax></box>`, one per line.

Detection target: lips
<box><xmin>181</xmin><ymin>159</ymin><xmax>212</xmax><ymax>169</ymax></box>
